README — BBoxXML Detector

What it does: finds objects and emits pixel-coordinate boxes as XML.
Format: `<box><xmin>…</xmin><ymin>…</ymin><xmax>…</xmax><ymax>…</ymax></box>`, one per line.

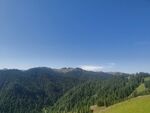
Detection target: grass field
<box><xmin>94</xmin><ymin>95</ymin><xmax>150</xmax><ymax>113</ymax></box>
<box><xmin>144</xmin><ymin>77</ymin><xmax>150</xmax><ymax>82</ymax></box>
<box><xmin>128</xmin><ymin>83</ymin><xmax>146</xmax><ymax>98</ymax></box>
<box><xmin>136</xmin><ymin>83</ymin><xmax>146</xmax><ymax>94</ymax></box>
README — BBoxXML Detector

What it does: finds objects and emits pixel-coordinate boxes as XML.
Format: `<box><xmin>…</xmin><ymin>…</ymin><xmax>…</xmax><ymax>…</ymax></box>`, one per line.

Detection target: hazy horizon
<box><xmin>0</xmin><ymin>66</ymin><xmax>149</xmax><ymax>74</ymax></box>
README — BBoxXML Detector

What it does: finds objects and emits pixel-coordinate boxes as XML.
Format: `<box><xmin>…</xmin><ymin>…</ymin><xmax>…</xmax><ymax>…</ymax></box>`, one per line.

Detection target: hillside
<box><xmin>93</xmin><ymin>95</ymin><xmax>150</xmax><ymax>113</ymax></box>
<box><xmin>45</xmin><ymin>76</ymin><xmax>142</xmax><ymax>113</ymax></box>
<box><xmin>0</xmin><ymin>67</ymin><xmax>112</xmax><ymax>113</ymax></box>
<box><xmin>0</xmin><ymin>68</ymin><xmax>149</xmax><ymax>113</ymax></box>
<box><xmin>129</xmin><ymin>76</ymin><xmax>150</xmax><ymax>97</ymax></box>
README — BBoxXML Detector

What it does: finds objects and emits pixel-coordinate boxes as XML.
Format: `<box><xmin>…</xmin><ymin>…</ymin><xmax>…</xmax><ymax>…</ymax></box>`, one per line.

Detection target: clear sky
<box><xmin>0</xmin><ymin>0</ymin><xmax>150</xmax><ymax>73</ymax></box>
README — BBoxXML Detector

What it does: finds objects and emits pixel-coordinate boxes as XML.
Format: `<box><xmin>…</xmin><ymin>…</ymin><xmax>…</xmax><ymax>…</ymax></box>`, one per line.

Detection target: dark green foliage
<box><xmin>0</xmin><ymin>67</ymin><xmax>111</xmax><ymax>113</ymax></box>
<box><xmin>0</xmin><ymin>68</ymin><xmax>79</xmax><ymax>113</ymax></box>
<box><xmin>0</xmin><ymin>68</ymin><xmax>149</xmax><ymax>113</ymax></box>
<box><xmin>46</xmin><ymin>75</ymin><xmax>147</xmax><ymax>113</ymax></box>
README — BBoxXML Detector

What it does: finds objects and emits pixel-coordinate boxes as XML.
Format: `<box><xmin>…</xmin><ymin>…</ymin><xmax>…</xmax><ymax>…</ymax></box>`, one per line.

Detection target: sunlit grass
<box><xmin>94</xmin><ymin>95</ymin><xmax>150</xmax><ymax>113</ymax></box>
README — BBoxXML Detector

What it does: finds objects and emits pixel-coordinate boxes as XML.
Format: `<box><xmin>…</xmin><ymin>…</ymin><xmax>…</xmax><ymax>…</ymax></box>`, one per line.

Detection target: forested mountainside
<box><xmin>45</xmin><ymin>74</ymin><xmax>148</xmax><ymax>113</ymax></box>
<box><xmin>0</xmin><ymin>67</ymin><xmax>150</xmax><ymax>113</ymax></box>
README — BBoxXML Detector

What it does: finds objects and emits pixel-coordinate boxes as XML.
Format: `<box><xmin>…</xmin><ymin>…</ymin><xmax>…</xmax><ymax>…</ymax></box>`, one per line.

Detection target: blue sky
<box><xmin>0</xmin><ymin>0</ymin><xmax>150</xmax><ymax>72</ymax></box>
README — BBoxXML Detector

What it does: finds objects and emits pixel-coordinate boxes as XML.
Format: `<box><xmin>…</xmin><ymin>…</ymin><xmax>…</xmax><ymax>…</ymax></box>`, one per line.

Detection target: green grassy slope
<box><xmin>130</xmin><ymin>77</ymin><xmax>150</xmax><ymax>97</ymax></box>
<box><xmin>136</xmin><ymin>83</ymin><xmax>146</xmax><ymax>94</ymax></box>
<box><xmin>94</xmin><ymin>95</ymin><xmax>150</xmax><ymax>113</ymax></box>
<box><xmin>144</xmin><ymin>77</ymin><xmax>150</xmax><ymax>81</ymax></box>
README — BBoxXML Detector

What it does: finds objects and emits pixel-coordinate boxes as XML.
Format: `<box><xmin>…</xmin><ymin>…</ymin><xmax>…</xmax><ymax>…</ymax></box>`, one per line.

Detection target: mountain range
<box><xmin>0</xmin><ymin>67</ymin><xmax>150</xmax><ymax>113</ymax></box>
